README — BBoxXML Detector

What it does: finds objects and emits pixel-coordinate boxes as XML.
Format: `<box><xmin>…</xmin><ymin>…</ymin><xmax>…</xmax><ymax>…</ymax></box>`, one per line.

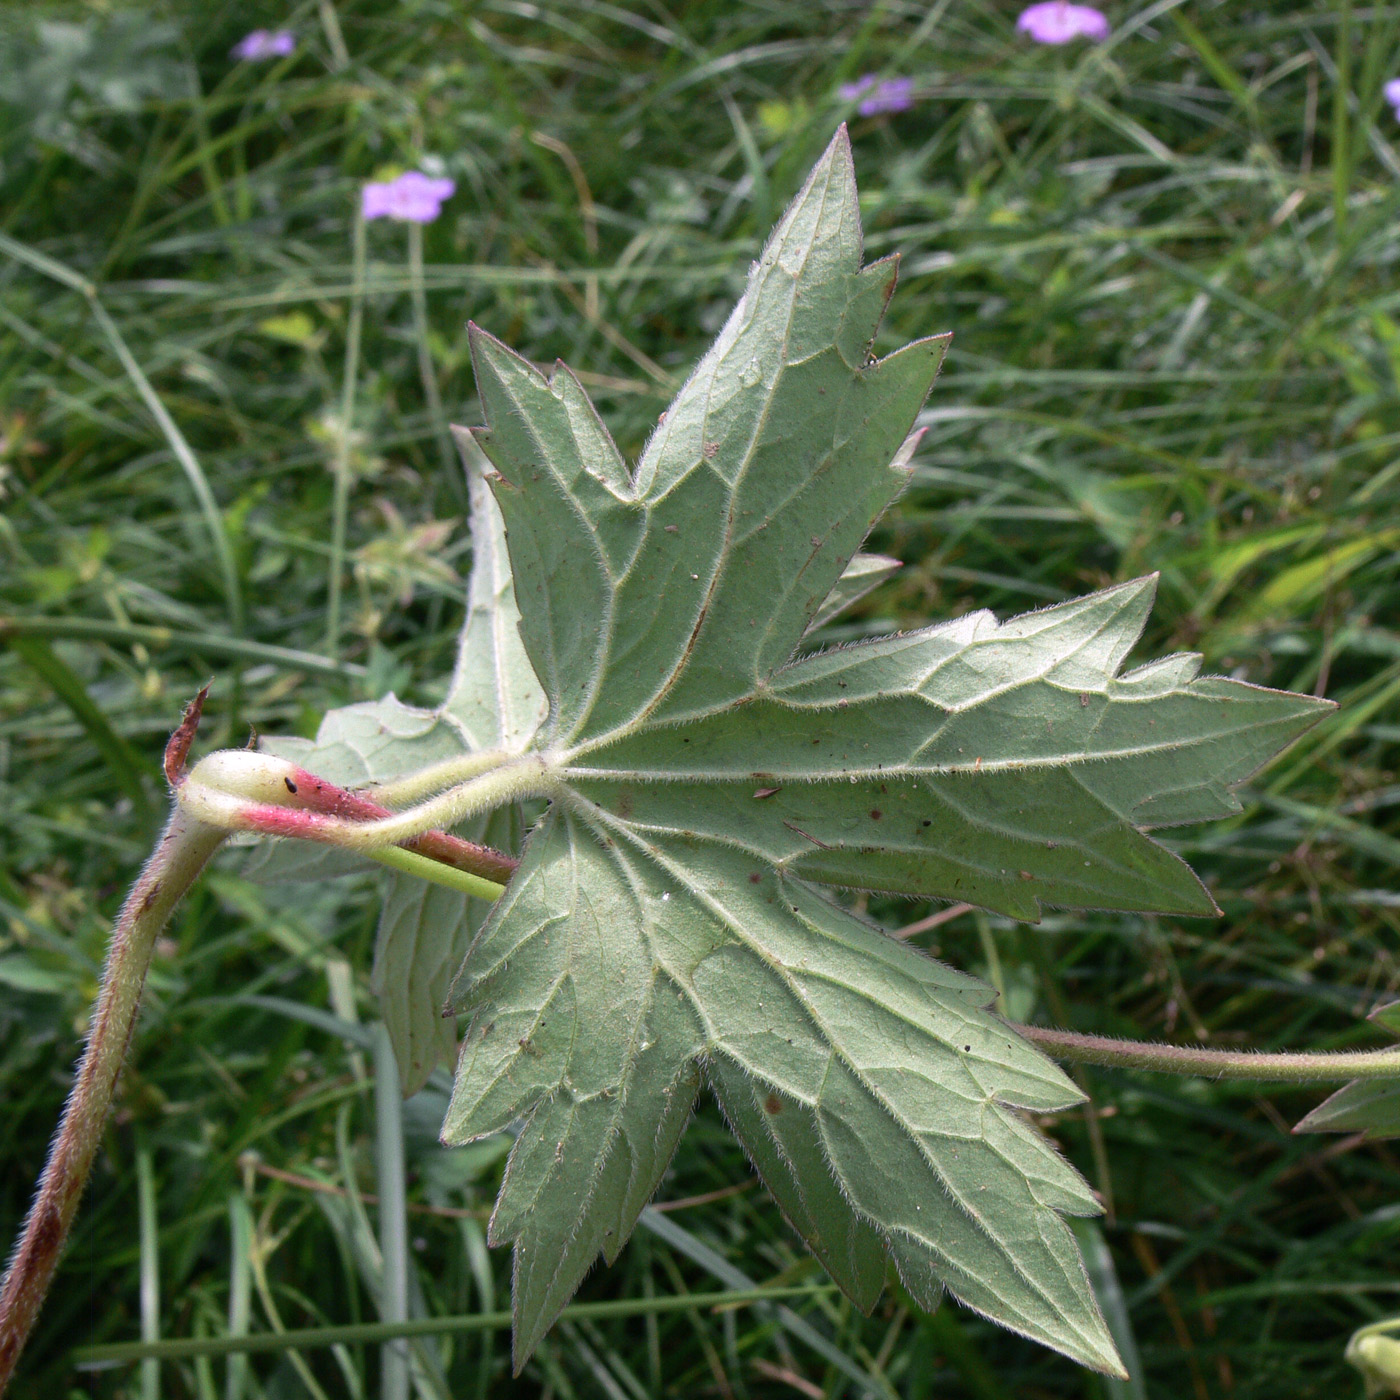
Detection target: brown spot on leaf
<box><xmin>869</xmin><ymin>809</ymin><xmax>882</xmax><ymax>821</ymax></box>
<box><xmin>748</xmin><ymin>872</ymin><xmax>762</xmax><ymax>884</ymax></box>
<box><xmin>764</xmin><ymin>1094</ymin><xmax>783</xmax><ymax>1115</ymax></box>
<box><xmin>614</xmin><ymin>789</ymin><xmax>633</xmax><ymax>819</ymax></box>
<box><xmin>1080</xmin><ymin>693</ymin><xmax>1091</xmax><ymax>707</ymax></box>
<box><xmin>703</xmin><ymin>440</ymin><xmax>719</xmax><ymax>458</ymax></box>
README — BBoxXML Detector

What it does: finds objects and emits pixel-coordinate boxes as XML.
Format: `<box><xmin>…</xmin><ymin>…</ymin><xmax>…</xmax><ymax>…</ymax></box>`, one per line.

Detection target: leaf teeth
<box><xmin>467</xmin><ymin>323</ymin><xmax>630</xmax><ymax>497</ymax></box>
<box><xmin>806</xmin><ymin>552</ymin><xmax>902</xmax><ymax>635</ymax></box>
<box><xmin>753</xmin><ymin>122</ymin><xmax>861</xmax><ymax>296</ymax></box>
<box><xmin>443</xmin><ymin>428</ymin><xmax>548</xmax><ymax>753</ymax></box>
<box><xmin>709</xmin><ymin>1061</ymin><xmax>886</xmax><ymax>1313</ymax></box>
<box><xmin>814</xmin><ymin>1060</ymin><xmax>1122</xmax><ymax>1376</ymax></box>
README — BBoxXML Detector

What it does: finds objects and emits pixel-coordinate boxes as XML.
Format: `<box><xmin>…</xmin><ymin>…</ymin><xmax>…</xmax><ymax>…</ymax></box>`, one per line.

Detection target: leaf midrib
<box><xmin>560</xmin><ymin>167</ymin><xmax>851</xmax><ymax>747</ymax></box>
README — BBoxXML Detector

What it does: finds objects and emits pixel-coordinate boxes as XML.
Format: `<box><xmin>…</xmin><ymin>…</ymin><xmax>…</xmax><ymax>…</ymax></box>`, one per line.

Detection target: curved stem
<box><xmin>1015</xmin><ymin>1021</ymin><xmax>1400</xmax><ymax>1083</ymax></box>
<box><xmin>370</xmin><ymin>845</ymin><xmax>503</xmax><ymax>901</ymax></box>
<box><xmin>327</xmin><ymin>209</ymin><xmax>366</xmax><ymax>657</ymax></box>
<box><xmin>366</xmin><ymin>748</ymin><xmax>517</xmax><ymax>808</ymax></box>
<box><xmin>249</xmin><ymin>758</ymin><xmax>517</xmax><ymax>886</ymax></box>
<box><xmin>182</xmin><ymin>749</ymin><xmax>555</xmax><ymax>854</ymax></box>
<box><xmin>0</xmin><ymin>808</ymin><xmax>227</xmax><ymax>1393</ymax></box>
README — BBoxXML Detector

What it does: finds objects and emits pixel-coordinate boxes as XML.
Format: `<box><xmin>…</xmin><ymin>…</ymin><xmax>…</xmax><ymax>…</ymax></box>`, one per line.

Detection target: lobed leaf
<box><xmin>567</xmin><ymin>575</ymin><xmax>1329</xmax><ymax>919</ymax></box>
<box><xmin>257</xmin><ymin>127</ymin><xmax>1329</xmax><ymax>1372</ymax></box>
<box><xmin>446</xmin><ymin>805</ymin><xmax>1119</xmax><ymax>1372</ymax></box>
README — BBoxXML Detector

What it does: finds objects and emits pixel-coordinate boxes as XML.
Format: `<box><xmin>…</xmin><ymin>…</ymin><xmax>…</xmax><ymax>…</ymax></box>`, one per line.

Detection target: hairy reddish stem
<box><xmin>0</xmin><ymin>808</ymin><xmax>226</xmax><ymax>1394</ymax></box>
<box><xmin>240</xmin><ymin>762</ymin><xmax>518</xmax><ymax>886</ymax></box>
<box><xmin>0</xmin><ymin>698</ymin><xmax>520</xmax><ymax>1395</ymax></box>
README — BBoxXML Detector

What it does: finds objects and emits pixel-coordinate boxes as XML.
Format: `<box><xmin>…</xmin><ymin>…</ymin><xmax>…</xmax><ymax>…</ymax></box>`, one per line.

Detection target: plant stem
<box><xmin>71</xmin><ymin>1286</ymin><xmax>836</xmax><ymax>1364</ymax></box>
<box><xmin>178</xmin><ymin>751</ymin><xmax>519</xmax><ymax>889</ymax></box>
<box><xmin>367</xmin><ymin>748</ymin><xmax>519</xmax><ymax>808</ymax></box>
<box><xmin>0</xmin><ymin>807</ymin><xmax>227</xmax><ymax>1394</ymax></box>
<box><xmin>181</xmin><ymin>748</ymin><xmax>554</xmax><ymax>855</ymax></box>
<box><xmin>407</xmin><ymin>220</ymin><xmax>460</xmax><ymax>503</ymax></box>
<box><xmin>1015</xmin><ymin>1022</ymin><xmax>1400</xmax><ymax>1083</ymax></box>
<box><xmin>327</xmin><ymin>208</ymin><xmax>366</xmax><ymax>657</ymax></box>
<box><xmin>0</xmin><ymin>614</ymin><xmax>362</xmax><ymax>679</ymax></box>
<box><xmin>367</xmin><ymin>845</ymin><xmax>504</xmax><ymax>901</ymax></box>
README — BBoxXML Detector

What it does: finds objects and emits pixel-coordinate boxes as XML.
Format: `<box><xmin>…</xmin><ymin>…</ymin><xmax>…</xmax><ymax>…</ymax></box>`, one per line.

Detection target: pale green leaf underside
<box><xmin>566</xmin><ymin>574</ymin><xmax>1329</xmax><ymax>919</ymax></box>
<box><xmin>446</xmin><ymin>128</ymin><xmax>1144</xmax><ymax>1375</ymax></box>
<box><xmin>247</xmin><ymin>432</ymin><xmax>912</xmax><ymax>1088</ymax></box>
<box><xmin>445</xmin><ymin>808</ymin><xmax>1117</xmax><ymax>1372</ymax></box>
<box><xmin>254</xmin><ymin>127</ymin><xmax>1326</xmax><ymax>1375</ymax></box>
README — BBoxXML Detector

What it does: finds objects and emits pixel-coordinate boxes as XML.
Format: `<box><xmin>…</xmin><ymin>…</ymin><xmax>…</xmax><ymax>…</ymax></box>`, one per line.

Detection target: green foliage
<box><xmin>282</xmin><ymin>131</ymin><xmax>1325</xmax><ymax>1374</ymax></box>
<box><xmin>5</xmin><ymin>2</ymin><xmax>1400</xmax><ymax>1395</ymax></box>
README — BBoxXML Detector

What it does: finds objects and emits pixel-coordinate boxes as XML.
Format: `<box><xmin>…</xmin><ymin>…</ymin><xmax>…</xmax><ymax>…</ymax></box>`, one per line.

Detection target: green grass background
<box><xmin>3</xmin><ymin>1</ymin><xmax>1400</xmax><ymax>1395</ymax></box>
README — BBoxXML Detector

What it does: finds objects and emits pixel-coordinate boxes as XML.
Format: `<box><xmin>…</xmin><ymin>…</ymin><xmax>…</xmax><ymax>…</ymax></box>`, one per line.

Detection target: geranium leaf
<box><xmin>258</xmin><ymin>127</ymin><xmax>1330</xmax><ymax>1371</ymax></box>
<box><xmin>437</xmin><ymin>127</ymin><xmax>1329</xmax><ymax>1372</ymax></box>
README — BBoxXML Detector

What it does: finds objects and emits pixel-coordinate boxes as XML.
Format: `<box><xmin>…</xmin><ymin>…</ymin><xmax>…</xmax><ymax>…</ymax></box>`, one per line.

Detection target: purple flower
<box><xmin>1385</xmin><ymin>78</ymin><xmax>1400</xmax><ymax>113</ymax></box>
<box><xmin>1016</xmin><ymin>3</ymin><xmax>1110</xmax><ymax>44</ymax></box>
<box><xmin>838</xmin><ymin>74</ymin><xmax>915</xmax><ymax>117</ymax></box>
<box><xmin>361</xmin><ymin>172</ymin><xmax>456</xmax><ymax>224</ymax></box>
<box><xmin>230</xmin><ymin>29</ymin><xmax>296</xmax><ymax>60</ymax></box>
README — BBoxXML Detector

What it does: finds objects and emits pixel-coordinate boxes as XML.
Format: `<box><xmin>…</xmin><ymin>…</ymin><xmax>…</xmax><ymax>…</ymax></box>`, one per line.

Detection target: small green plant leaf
<box><xmin>1293</xmin><ymin>1079</ymin><xmax>1400</xmax><ymax>1140</ymax></box>
<box><xmin>1294</xmin><ymin>1001</ymin><xmax>1400</xmax><ymax>1141</ymax></box>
